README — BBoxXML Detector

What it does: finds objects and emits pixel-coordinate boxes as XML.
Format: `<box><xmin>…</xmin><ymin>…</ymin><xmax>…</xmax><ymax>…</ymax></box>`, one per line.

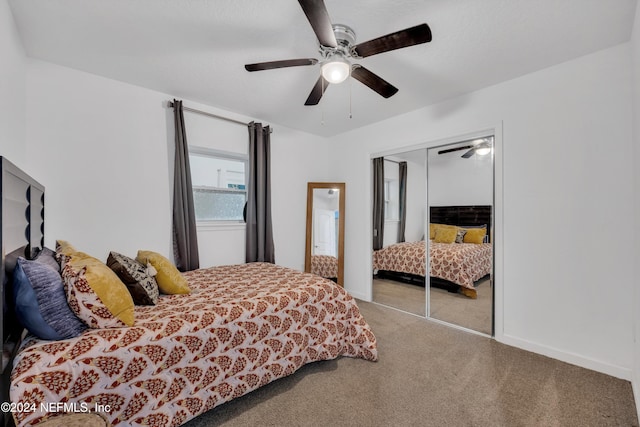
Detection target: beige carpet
<box><xmin>184</xmin><ymin>301</ymin><xmax>638</xmax><ymax>427</ymax></box>
<box><xmin>373</xmin><ymin>277</ymin><xmax>492</xmax><ymax>334</ymax></box>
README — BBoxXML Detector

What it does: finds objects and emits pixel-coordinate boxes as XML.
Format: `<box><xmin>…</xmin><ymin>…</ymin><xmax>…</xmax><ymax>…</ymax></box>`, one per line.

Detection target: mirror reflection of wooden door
<box><xmin>313</xmin><ymin>209</ymin><xmax>336</xmax><ymax>256</ymax></box>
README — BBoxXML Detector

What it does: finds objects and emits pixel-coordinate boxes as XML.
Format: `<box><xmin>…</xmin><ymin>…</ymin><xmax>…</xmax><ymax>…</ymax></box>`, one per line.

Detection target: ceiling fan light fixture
<box><xmin>321</xmin><ymin>55</ymin><xmax>350</xmax><ymax>84</ymax></box>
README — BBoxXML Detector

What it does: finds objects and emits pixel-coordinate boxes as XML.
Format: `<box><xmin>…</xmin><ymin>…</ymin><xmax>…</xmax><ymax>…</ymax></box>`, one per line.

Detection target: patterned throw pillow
<box><xmin>62</xmin><ymin>251</ymin><xmax>135</xmax><ymax>328</ymax></box>
<box><xmin>455</xmin><ymin>228</ymin><xmax>467</xmax><ymax>243</ymax></box>
<box><xmin>136</xmin><ymin>250</ymin><xmax>191</xmax><ymax>295</ymax></box>
<box><xmin>13</xmin><ymin>257</ymin><xmax>86</xmax><ymax>340</ymax></box>
<box><xmin>55</xmin><ymin>240</ymin><xmax>77</xmax><ymax>267</ymax></box>
<box><xmin>107</xmin><ymin>251</ymin><xmax>159</xmax><ymax>305</ymax></box>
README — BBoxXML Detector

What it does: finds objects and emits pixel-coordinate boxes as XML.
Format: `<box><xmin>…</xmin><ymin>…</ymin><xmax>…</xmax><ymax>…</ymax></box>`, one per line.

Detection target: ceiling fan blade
<box><xmin>305</xmin><ymin>75</ymin><xmax>329</xmax><ymax>105</ymax></box>
<box><xmin>298</xmin><ymin>0</ymin><xmax>337</xmax><ymax>48</ymax></box>
<box><xmin>351</xmin><ymin>66</ymin><xmax>398</xmax><ymax>98</ymax></box>
<box><xmin>353</xmin><ymin>23</ymin><xmax>432</xmax><ymax>58</ymax></box>
<box><xmin>461</xmin><ymin>148</ymin><xmax>476</xmax><ymax>158</ymax></box>
<box><xmin>437</xmin><ymin>145</ymin><xmax>473</xmax><ymax>155</ymax></box>
<box><xmin>245</xmin><ymin>58</ymin><xmax>318</xmax><ymax>72</ymax></box>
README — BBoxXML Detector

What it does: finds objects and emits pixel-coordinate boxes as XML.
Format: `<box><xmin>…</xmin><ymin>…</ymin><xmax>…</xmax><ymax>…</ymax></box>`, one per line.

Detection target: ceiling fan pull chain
<box><xmin>321</xmin><ymin>73</ymin><xmax>325</xmax><ymax>126</ymax></box>
<box><xmin>349</xmin><ymin>75</ymin><xmax>353</xmax><ymax>119</ymax></box>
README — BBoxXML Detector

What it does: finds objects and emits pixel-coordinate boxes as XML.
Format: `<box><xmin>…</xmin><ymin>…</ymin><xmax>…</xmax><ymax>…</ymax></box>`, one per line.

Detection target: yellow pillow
<box><xmin>463</xmin><ymin>228</ymin><xmax>487</xmax><ymax>244</ymax></box>
<box><xmin>136</xmin><ymin>250</ymin><xmax>191</xmax><ymax>295</ymax></box>
<box><xmin>62</xmin><ymin>251</ymin><xmax>135</xmax><ymax>328</ymax></box>
<box><xmin>430</xmin><ymin>223</ymin><xmax>457</xmax><ymax>240</ymax></box>
<box><xmin>56</xmin><ymin>240</ymin><xmax>76</xmax><ymax>256</ymax></box>
<box><xmin>434</xmin><ymin>227</ymin><xmax>458</xmax><ymax>243</ymax></box>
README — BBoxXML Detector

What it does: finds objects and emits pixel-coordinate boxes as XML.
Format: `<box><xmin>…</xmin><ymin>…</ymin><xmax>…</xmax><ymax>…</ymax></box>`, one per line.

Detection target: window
<box><xmin>189</xmin><ymin>148</ymin><xmax>248</xmax><ymax>222</ymax></box>
<box><xmin>384</xmin><ymin>179</ymin><xmax>399</xmax><ymax>221</ymax></box>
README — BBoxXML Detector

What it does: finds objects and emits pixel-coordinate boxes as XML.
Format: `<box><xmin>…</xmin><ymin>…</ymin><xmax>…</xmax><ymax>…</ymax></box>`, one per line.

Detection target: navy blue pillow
<box><xmin>13</xmin><ymin>257</ymin><xmax>86</xmax><ymax>340</ymax></box>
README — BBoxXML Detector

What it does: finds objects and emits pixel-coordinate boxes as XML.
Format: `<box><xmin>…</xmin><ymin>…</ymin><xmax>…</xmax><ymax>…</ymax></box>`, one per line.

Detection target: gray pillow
<box><xmin>107</xmin><ymin>251</ymin><xmax>159</xmax><ymax>305</ymax></box>
<box><xmin>34</xmin><ymin>246</ymin><xmax>60</xmax><ymax>272</ymax></box>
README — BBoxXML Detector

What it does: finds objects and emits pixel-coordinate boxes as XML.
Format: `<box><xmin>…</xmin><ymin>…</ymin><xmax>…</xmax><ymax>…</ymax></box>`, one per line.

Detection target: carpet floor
<box><xmin>184</xmin><ymin>300</ymin><xmax>638</xmax><ymax>427</ymax></box>
<box><xmin>373</xmin><ymin>277</ymin><xmax>492</xmax><ymax>334</ymax></box>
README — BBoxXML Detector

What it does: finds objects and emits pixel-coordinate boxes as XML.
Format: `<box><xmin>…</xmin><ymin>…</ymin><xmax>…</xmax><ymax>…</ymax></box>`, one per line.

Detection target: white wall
<box><xmin>0</xmin><ymin>1</ymin><xmax>26</xmax><ymax>166</ymax></box>
<box><xmin>330</xmin><ymin>44</ymin><xmax>634</xmax><ymax>380</ymax></box>
<box><xmin>428</xmin><ymin>146</ymin><xmax>493</xmax><ymax>206</ymax></box>
<box><xmin>631</xmin><ymin>0</ymin><xmax>640</xmax><ymax>415</ymax></box>
<box><xmin>405</xmin><ymin>155</ymin><xmax>426</xmax><ymax>242</ymax></box>
<box><xmin>24</xmin><ymin>59</ymin><xmax>330</xmax><ymax>272</ymax></box>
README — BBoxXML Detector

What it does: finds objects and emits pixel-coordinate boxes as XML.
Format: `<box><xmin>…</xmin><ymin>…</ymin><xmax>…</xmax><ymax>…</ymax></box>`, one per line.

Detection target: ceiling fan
<box><xmin>244</xmin><ymin>0</ymin><xmax>432</xmax><ymax>106</ymax></box>
<box><xmin>438</xmin><ymin>138</ymin><xmax>493</xmax><ymax>158</ymax></box>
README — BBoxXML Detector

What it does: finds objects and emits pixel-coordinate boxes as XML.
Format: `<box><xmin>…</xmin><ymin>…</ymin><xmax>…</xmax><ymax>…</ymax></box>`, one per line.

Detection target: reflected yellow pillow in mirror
<box><xmin>430</xmin><ymin>223</ymin><xmax>457</xmax><ymax>240</ymax></box>
<box><xmin>434</xmin><ymin>227</ymin><xmax>458</xmax><ymax>243</ymax></box>
<box><xmin>463</xmin><ymin>228</ymin><xmax>487</xmax><ymax>244</ymax></box>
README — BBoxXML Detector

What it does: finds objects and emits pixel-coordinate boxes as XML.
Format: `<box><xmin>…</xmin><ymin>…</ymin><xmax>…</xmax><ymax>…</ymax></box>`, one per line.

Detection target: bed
<box><xmin>1</xmin><ymin>158</ymin><xmax>377</xmax><ymax>427</ymax></box>
<box><xmin>310</xmin><ymin>254</ymin><xmax>338</xmax><ymax>281</ymax></box>
<box><xmin>373</xmin><ymin>205</ymin><xmax>492</xmax><ymax>298</ymax></box>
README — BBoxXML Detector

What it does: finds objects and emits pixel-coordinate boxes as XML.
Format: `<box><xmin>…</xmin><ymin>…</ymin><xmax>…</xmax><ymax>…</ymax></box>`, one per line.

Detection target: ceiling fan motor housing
<box><xmin>319</xmin><ymin>24</ymin><xmax>357</xmax><ymax>60</ymax></box>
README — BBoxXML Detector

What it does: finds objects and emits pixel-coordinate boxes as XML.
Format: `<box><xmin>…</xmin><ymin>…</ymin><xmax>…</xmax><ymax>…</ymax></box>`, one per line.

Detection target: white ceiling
<box><xmin>8</xmin><ymin>0</ymin><xmax>638</xmax><ymax>137</ymax></box>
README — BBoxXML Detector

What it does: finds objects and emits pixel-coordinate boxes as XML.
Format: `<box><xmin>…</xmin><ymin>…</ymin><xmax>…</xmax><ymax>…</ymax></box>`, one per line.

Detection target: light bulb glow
<box><xmin>321</xmin><ymin>57</ymin><xmax>350</xmax><ymax>84</ymax></box>
<box><xmin>475</xmin><ymin>145</ymin><xmax>491</xmax><ymax>156</ymax></box>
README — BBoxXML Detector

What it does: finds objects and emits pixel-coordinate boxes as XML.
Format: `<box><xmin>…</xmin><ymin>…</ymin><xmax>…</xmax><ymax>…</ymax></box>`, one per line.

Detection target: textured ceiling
<box><xmin>8</xmin><ymin>0</ymin><xmax>638</xmax><ymax>137</ymax></box>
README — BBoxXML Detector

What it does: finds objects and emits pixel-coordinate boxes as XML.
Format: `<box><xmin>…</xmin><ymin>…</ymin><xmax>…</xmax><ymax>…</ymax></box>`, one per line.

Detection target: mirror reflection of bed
<box><xmin>372</xmin><ymin>151</ymin><xmax>427</xmax><ymax>315</ymax></box>
<box><xmin>371</xmin><ymin>137</ymin><xmax>494</xmax><ymax>336</ymax></box>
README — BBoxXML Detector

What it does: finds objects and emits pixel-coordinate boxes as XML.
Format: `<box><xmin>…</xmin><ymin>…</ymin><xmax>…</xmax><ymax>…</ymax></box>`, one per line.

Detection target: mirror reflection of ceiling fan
<box><xmin>244</xmin><ymin>0</ymin><xmax>432</xmax><ymax>105</ymax></box>
<box><xmin>437</xmin><ymin>137</ymin><xmax>494</xmax><ymax>158</ymax></box>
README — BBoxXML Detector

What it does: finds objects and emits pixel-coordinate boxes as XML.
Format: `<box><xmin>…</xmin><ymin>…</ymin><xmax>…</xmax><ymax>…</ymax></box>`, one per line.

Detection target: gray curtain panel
<box><xmin>246</xmin><ymin>122</ymin><xmax>275</xmax><ymax>263</ymax></box>
<box><xmin>398</xmin><ymin>161</ymin><xmax>407</xmax><ymax>243</ymax></box>
<box><xmin>172</xmin><ymin>99</ymin><xmax>200</xmax><ymax>272</ymax></box>
<box><xmin>372</xmin><ymin>157</ymin><xmax>385</xmax><ymax>251</ymax></box>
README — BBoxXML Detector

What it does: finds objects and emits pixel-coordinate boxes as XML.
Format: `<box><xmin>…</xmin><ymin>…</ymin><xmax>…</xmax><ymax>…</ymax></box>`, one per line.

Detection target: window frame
<box><xmin>188</xmin><ymin>146</ymin><xmax>249</xmax><ymax>227</ymax></box>
<box><xmin>384</xmin><ymin>178</ymin><xmax>400</xmax><ymax>222</ymax></box>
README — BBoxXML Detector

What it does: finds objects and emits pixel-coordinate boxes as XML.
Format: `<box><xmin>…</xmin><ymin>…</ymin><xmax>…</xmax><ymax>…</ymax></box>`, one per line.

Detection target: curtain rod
<box><xmin>168</xmin><ymin>101</ymin><xmax>272</xmax><ymax>133</ymax></box>
<box><xmin>383</xmin><ymin>158</ymin><xmax>402</xmax><ymax>164</ymax></box>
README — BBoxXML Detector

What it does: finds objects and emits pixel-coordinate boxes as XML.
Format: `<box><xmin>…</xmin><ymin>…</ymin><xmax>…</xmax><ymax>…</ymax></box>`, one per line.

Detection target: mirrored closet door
<box><xmin>427</xmin><ymin>137</ymin><xmax>494</xmax><ymax>335</ymax></box>
<box><xmin>371</xmin><ymin>136</ymin><xmax>494</xmax><ymax>335</ymax></box>
<box><xmin>372</xmin><ymin>149</ymin><xmax>427</xmax><ymax>316</ymax></box>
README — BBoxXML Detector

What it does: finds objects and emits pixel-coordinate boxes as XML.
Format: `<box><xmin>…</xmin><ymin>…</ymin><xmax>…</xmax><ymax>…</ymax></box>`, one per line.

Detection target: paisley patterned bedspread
<box><xmin>310</xmin><ymin>255</ymin><xmax>338</xmax><ymax>279</ymax></box>
<box><xmin>10</xmin><ymin>263</ymin><xmax>377</xmax><ymax>426</ymax></box>
<box><xmin>373</xmin><ymin>241</ymin><xmax>492</xmax><ymax>289</ymax></box>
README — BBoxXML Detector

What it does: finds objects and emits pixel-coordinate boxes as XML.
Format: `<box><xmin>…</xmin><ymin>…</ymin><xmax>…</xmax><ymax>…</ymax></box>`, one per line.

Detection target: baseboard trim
<box><xmin>498</xmin><ymin>334</ymin><xmax>632</xmax><ymax>381</ymax></box>
<box><xmin>633</xmin><ymin>377</ymin><xmax>640</xmax><ymax>423</ymax></box>
<box><xmin>348</xmin><ymin>290</ymin><xmax>370</xmax><ymax>301</ymax></box>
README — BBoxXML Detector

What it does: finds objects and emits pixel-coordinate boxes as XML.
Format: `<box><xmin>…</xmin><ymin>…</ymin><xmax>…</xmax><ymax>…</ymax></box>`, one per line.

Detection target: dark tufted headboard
<box><xmin>430</xmin><ymin>205</ymin><xmax>492</xmax><ymax>242</ymax></box>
